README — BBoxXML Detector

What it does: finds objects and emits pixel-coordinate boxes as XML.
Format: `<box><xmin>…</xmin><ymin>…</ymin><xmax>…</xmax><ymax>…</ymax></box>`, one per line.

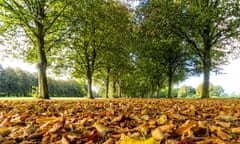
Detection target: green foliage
<box><xmin>178</xmin><ymin>85</ymin><xmax>195</xmax><ymax>98</ymax></box>
<box><xmin>136</xmin><ymin>0</ymin><xmax>240</xmax><ymax>98</ymax></box>
<box><xmin>195</xmin><ymin>83</ymin><xmax>226</xmax><ymax>98</ymax></box>
<box><xmin>0</xmin><ymin>65</ymin><xmax>86</xmax><ymax>97</ymax></box>
<box><xmin>31</xmin><ymin>86</ymin><xmax>39</xmax><ymax>98</ymax></box>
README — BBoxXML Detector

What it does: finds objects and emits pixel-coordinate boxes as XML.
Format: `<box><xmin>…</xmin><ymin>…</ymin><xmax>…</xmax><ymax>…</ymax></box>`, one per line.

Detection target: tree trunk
<box><xmin>112</xmin><ymin>80</ymin><xmax>117</xmax><ymax>97</ymax></box>
<box><xmin>87</xmin><ymin>76</ymin><xmax>94</xmax><ymax>99</ymax></box>
<box><xmin>118</xmin><ymin>79</ymin><xmax>122</xmax><ymax>98</ymax></box>
<box><xmin>202</xmin><ymin>49</ymin><xmax>211</xmax><ymax>98</ymax></box>
<box><xmin>167</xmin><ymin>75</ymin><xmax>173</xmax><ymax>98</ymax></box>
<box><xmin>37</xmin><ymin>23</ymin><xmax>49</xmax><ymax>99</ymax></box>
<box><xmin>105</xmin><ymin>67</ymin><xmax>110</xmax><ymax>98</ymax></box>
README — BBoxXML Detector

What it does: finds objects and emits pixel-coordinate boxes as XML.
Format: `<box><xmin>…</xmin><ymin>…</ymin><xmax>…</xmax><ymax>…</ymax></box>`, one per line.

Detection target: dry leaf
<box><xmin>151</xmin><ymin>128</ymin><xmax>164</xmax><ymax>141</ymax></box>
<box><xmin>111</xmin><ymin>115</ymin><xmax>124</xmax><ymax>123</ymax></box>
<box><xmin>0</xmin><ymin>127</ymin><xmax>11</xmax><ymax>136</ymax></box>
<box><xmin>93</xmin><ymin>122</ymin><xmax>111</xmax><ymax>136</ymax></box>
<box><xmin>176</xmin><ymin>120</ymin><xmax>196</xmax><ymax>135</ymax></box>
<box><xmin>61</xmin><ymin>135</ymin><xmax>70</xmax><ymax>144</ymax></box>
<box><xmin>231</xmin><ymin>127</ymin><xmax>240</xmax><ymax>133</ymax></box>
<box><xmin>157</xmin><ymin>114</ymin><xmax>167</xmax><ymax>125</ymax></box>
<box><xmin>120</xmin><ymin>134</ymin><xmax>155</xmax><ymax>144</ymax></box>
<box><xmin>216</xmin><ymin>129</ymin><xmax>232</xmax><ymax>140</ymax></box>
<box><xmin>215</xmin><ymin>120</ymin><xmax>231</xmax><ymax>128</ymax></box>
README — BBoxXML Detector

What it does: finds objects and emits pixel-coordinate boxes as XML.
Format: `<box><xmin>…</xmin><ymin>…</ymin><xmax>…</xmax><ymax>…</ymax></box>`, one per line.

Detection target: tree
<box><xmin>178</xmin><ymin>85</ymin><xmax>195</xmax><ymax>98</ymax></box>
<box><xmin>209</xmin><ymin>85</ymin><xmax>225</xmax><ymax>97</ymax></box>
<box><xmin>135</xmin><ymin>0</ymin><xmax>195</xmax><ymax>98</ymax></box>
<box><xmin>63</xmin><ymin>0</ymin><xmax>132</xmax><ymax>98</ymax></box>
<box><xmin>196</xmin><ymin>83</ymin><xmax>225</xmax><ymax>98</ymax></box>
<box><xmin>0</xmin><ymin>0</ymin><xmax>68</xmax><ymax>99</ymax></box>
<box><xmin>152</xmin><ymin>0</ymin><xmax>240</xmax><ymax>98</ymax></box>
<box><xmin>97</xmin><ymin>1</ymin><xmax>133</xmax><ymax>98</ymax></box>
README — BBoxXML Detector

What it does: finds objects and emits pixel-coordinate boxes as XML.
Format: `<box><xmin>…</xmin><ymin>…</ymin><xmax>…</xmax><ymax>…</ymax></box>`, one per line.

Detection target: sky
<box><xmin>1</xmin><ymin>57</ymin><xmax>240</xmax><ymax>95</ymax></box>
<box><xmin>179</xmin><ymin>59</ymin><xmax>240</xmax><ymax>95</ymax></box>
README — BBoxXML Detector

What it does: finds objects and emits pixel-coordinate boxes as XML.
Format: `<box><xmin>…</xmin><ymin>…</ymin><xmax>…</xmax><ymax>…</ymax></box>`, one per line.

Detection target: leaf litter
<box><xmin>0</xmin><ymin>98</ymin><xmax>240</xmax><ymax>143</ymax></box>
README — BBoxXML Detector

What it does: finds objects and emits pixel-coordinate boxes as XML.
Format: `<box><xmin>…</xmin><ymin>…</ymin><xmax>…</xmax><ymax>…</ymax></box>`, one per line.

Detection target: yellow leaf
<box><xmin>0</xmin><ymin>127</ymin><xmax>10</xmax><ymax>136</ymax></box>
<box><xmin>151</xmin><ymin>128</ymin><xmax>164</xmax><ymax>141</ymax></box>
<box><xmin>231</xmin><ymin>127</ymin><xmax>240</xmax><ymax>133</ymax></box>
<box><xmin>36</xmin><ymin>117</ymin><xmax>60</xmax><ymax>124</ymax></box>
<box><xmin>157</xmin><ymin>115</ymin><xmax>167</xmax><ymax>125</ymax></box>
<box><xmin>121</xmin><ymin>137</ymin><xmax>155</xmax><ymax>144</ymax></box>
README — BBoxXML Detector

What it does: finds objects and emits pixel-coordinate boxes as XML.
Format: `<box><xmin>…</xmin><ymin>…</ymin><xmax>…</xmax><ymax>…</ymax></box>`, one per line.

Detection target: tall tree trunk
<box><xmin>112</xmin><ymin>79</ymin><xmax>117</xmax><ymax>97</ymax></box>
<box><xmin>105</xmin><ymin>67</ymin><xmax>110</xmax><ymax>98</ymax></box>
<box><xmin>87</xmin><ymin>76</ymin><xmax>94</xmax><ymax>99</ymax></box>
<box><xmin>202</xmin><ymin>24</ymin><xmax>211</xmax><ymax>98</ymax></box>
<box><xmin>37</xmin><ymin>22</ymin><xmax>49</xmax><ymax>99</ymax></box>
<box><xmin>118</xmin><ymin>79</ymin><xmax>122</xmax><ymax>98</ymax></box>
<box><xmin>167</xmin><ymin>75</ymin><xmax>173</xmax><ymax>98</ymax></box>
<box><xmin>202</xmin><ymin>49</ymin><xmax>211</xmax><ymax>98</ymax></box>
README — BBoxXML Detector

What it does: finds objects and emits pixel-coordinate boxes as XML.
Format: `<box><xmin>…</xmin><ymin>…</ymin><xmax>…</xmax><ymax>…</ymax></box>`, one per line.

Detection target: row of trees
<box><xmin>0</xmin><ymin>64</ymin><xmax>86</xmax><ymax>97</ymax></box>
<box><xmin>177</xmin><ymin>84</ymin><xmax>226</xmax><ymax>98</ymax></box>
<box><xmin>0</xmin><ymin>0</ymin><xmax>239</xmax><ymax>99</ymax></box>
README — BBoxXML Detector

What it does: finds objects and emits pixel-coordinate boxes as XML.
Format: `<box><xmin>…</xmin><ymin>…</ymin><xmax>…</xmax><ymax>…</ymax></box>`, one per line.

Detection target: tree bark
<box><xmin>105</xmin><ymin>67</ymin><xmax>110</xmax><ymax>98</ymax></box>
<box><xmin>112</xmin><ymin>79</ymin><xmax>117</xmax><ymax>97</ymax></box>
<box><xmin>167</xmin><ymin>75</ymin><xmax>173</xmax><ymax>98</ymax></box>
<box><xmin>118</xmin><ymin>79</ymin><xmax>122</xmax><ymax>98</ymax></box>
<box><xmin>202</xmin><ymin>49</ymin><xmax>211</xmax><ymax>98</ymax></box>
<box><xmin>202</xmin><ymin>24</ymin><xmax>211</xmax><ymax>99</ymax></box>
<box><xmin>37</xmin><ymin>21</ymin><xmax>49</xmax><ymax>99</ymax></box>
<box><xmin>87</xmin><ymin>76</ymin><xmax>94</xmax><ymax>99</ymax></box>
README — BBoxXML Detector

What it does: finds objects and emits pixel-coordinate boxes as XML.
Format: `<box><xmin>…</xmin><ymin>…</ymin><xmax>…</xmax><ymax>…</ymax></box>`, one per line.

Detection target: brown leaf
<box><xmin>176</xmin><ymin>120</ymin><xmax>196</xmax><ymax>135</ymax></box>
<box><xmin>111</xmin><ymin>115</ymin><xmax>123</xmax><ymax>123</ymax></box>
<box><xmin>93</xmin><ymin>122</ymin><xmax>111</xmax><ymax>136</ymax></box>
<box><xmin>216</xmin><ymin>114</ymin><xmax>238</xmax><ymax>121</ymax></box>
<box><xmin>47</xmin><ymin>121</ymin><xmax>63</xmax><ymax>134</ymax></box>
<box><xmin>61</xmin><ymin>135</ymin><xmax>70</xmax><ymax>144</ymax></box>
<box><xmin>215</xmin><ymin>120</ymin><xmax>231</xmax><ymax>128</ymax></box>
<box><xmin>135</xmin><ymin>123</ymin><xmax>149</xmax><ymax>136</ymax></box>
<box><xmin>231</xmin><ymin>127</ymin><xmax>240</xmax><ymax>133</ymax></box>
<box><xmin>216</xmin><ymin>129</ymin><xmax>232</xmax><ymax>140</ymax></box>
<box><xmin>158</xmin><ymin>124</ymin><xmax>175</xmax><ymax>133</ymax></box>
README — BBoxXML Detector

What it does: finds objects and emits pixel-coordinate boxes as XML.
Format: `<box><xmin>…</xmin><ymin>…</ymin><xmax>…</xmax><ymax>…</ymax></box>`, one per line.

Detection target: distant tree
<box><xmin>209</xmin><ymin>85</ymin><xmax>225</xmax><ymax>97</ymax></box>
<box><xmin>178</xmin><ymin>85</ymin><xmax>195</xmax><ymax>98</ymax></box>
<box><xmin>62</xmin><ymin>0</ymin><xmax>132</xmax><ymax>98</ymax></box>
<box><xmin>195</xmin><ymin>83</ymin><xmax>225</xmax><ymax>98</ymax></box>
<box><xmin>135</xmin><ymin>0</ymin><xmax>195</xmax><ymax>98</ymax></box>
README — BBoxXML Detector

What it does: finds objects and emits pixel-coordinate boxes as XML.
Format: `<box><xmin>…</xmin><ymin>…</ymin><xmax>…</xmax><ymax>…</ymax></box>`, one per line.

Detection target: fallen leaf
<box><xmin>216</xmin><ymin>129</ymin><xmax>232</xmax><ymax>140</ymax></box>
<box><xmin>0</xmin><ymin>127</ymin><xmax>11</xmax><ymax>136</ymax></box>
<box><xmin>175</xmin><ymin>120</ymin><xmax>196</xmax><ymax>135</ymax></box>
<box><xmin>93</xmin><ymin>122</ymin><xmax>111</xmax><ymax>136</ymax></box>
<box><xmin>120</xmin><ymin>134</ymin><xmax>155</xmax><ymax>144</ymax></box>
<box><xmin>216</xmin><ymin>114</ymin><xmax>238</xmax><ymax>121</ymax></box>
<box><xmin>157</xmin><ymin>115</ymin><xmax>167</xmax><ymax>125</ymax></box>
<box><xmin>61</xmin><ymin>134</ymin><xmax>70</xmax><ymax>144</ymax></box>
<box><xmin>151</xmin><ymin>128</ymin><xmax>164</xmax><ymax>141</ymax></box>
<box><xmin>111</xmin><ymin>115</ymin><xmax>124</xmax><ymax>123</ymax></box>
<box><xmin>231</xmin><ymin>127</ymin><xmax>240</xmax><ymax>133</ymax></box>
<box><xmin>215</xmin><ymin>120</ymin><xmax>231</xmax><ymax>128</ymax></box>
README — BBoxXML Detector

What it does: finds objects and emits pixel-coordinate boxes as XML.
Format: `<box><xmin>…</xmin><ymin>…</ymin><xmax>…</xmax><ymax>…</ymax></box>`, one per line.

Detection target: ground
<box><xmin>0</xmin><ymin>98</ymin><xmax>240</xmax><ymax>144</ymax></box>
